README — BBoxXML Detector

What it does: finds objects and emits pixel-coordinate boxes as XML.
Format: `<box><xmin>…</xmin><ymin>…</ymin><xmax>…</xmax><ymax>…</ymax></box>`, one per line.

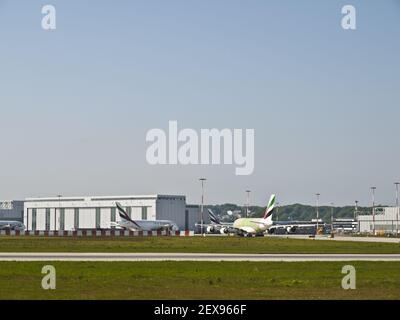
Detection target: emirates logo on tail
<box><xmin>263</xmin><ymin>194</ymin><xmax>276</xmax><ymax>219</ymax></box>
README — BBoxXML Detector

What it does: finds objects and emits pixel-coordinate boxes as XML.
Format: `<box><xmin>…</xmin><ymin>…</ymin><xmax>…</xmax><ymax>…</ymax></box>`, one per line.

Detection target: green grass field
<box><xmin>0</xmin><ymin>261</ymin><xmax>399</xmax><ymax>299</ymax></box>
<box><xmin>1</xmin><ymin>236</ymin><xmax>400</xmax><ymax>253</ymax></box>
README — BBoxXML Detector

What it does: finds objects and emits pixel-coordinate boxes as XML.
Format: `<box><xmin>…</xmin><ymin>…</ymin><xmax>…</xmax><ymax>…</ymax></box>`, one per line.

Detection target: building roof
<box><xmin>25</xmin><ymin>194</ymin><xmax>186</xmax><ymax>202</ymax></box>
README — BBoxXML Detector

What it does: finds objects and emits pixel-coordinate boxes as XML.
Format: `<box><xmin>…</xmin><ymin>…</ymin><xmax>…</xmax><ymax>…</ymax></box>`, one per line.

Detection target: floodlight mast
<box><xmin>395</xmin><ymin>183</ymin><xmax>399</xmax><ymax>235</ymax></box>
<box><xmin>246</xmin><ymin>190</ymin><xmax>251</xmax><ymax>218</ymax></box>
<box><xmin>315</xmin><ymin>193</ymin><xmax>320</xmax><ymax>233</ymax></box>
<box><xmin>371</xmin><ymin>187</ymin><xmax>376</xmax><ymax>235</ymax></box>
<box><xmin>199</xmin><ymin>178</ymin><xmax>206</xmax><ymax>236</ymax></box>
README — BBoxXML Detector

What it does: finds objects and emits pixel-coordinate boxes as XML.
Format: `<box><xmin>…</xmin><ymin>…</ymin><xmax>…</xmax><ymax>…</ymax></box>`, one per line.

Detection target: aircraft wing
<box><xmin>250</xmin><ymin>220</ymin><xmax>270</xmax><ymax>226</ymax></box>
<box><xmin>269</xmin><ymin>223</ymin><xmax>318</xmax><ymax>233</ymax></box>
<box><xmin>110</xmin><ymin>221</ymin><xmax>140</xmax><ymax>231</ymax></box>
<box><xmin>272</xmin><ymin>223</ymin><xmax>317</xmax><ymax>229</ymax></box>
<box><xmin>196</xmin><ymin>223</ymin><xmax>235</xmax><ymax>234</ymax></box>
<box><xmin>195</xmin><ymin>223</ymin><xmax>211</xmax><ymax>227</ymax></box>
<box><xmin>297</xmin><ymin>224</ymin><xmax>318</xmax><ymax>228</ymax></box>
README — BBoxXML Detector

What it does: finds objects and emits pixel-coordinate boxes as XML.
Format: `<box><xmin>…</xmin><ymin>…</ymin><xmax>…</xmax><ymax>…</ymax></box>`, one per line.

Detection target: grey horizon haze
<box><xmin>0</xmin><ymin>0</ymin><xmax>399</xmax><ymax>207</ymax></box>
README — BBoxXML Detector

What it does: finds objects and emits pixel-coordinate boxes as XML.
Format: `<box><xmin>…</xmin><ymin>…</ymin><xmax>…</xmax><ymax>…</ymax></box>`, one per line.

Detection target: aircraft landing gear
<box><xmin>239</xmin><ymin>232</ymin><xmax>255</xmax><ymax>238</ymax></box>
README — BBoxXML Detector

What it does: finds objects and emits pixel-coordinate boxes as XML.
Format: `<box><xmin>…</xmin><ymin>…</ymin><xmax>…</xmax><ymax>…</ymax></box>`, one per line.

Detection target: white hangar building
<box><xmin>23</xmin><ymin>194</ymin><xmax>207</xmax><ymax>232</ymax></box>
<box><xmin>358</xmin><ymin>207</ymin><xmax>400</xmax><ymax>234</ymax></box>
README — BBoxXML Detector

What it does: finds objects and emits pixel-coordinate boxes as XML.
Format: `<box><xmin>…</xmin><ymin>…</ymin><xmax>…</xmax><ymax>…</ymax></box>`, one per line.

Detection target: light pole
<box><xmin>276</xmin><ymin>202</ymin><xmax>280</xmax><ymax>222</ymax></box>
<box><xmin>355</xmin><ymin>200</ymin><xmax>359</xmax><ymax>233</ymax></box>
<box><xmin>371</xmin><ymin>187</ymin><xmax>376</xmax><ymax>235</ymax></box>
<box><xmin>315</xmin><ymin>193</ymin><xmax>320</xmax><ymax>233</ymax></box>
<box><xmin>395</xmin><ymin>183</ymin><xmax>399</xmax><ymax>235</ymax></box>
<box><xmin>57</xmin><ymin>194</ymin><xmax>62</xmax><ymax>231</ymax></box>
<box><xmin>330</xmin><ymin>202</ymin><xmax>334</xmax><ymax>235</ymax></box>
<box><xmin>354</xmin><ymin>200</ymin><xmax>359</xmax><ymax>221</ymax></box>
<box><xmin>245</xmin><ymin>190</ymin><xmax>251</xmax><ymax>218</ymax></box>
<box><xmin>199</xmin><ymin>178</ymin><xmax>206</xmax><ymax>236</ymax></box>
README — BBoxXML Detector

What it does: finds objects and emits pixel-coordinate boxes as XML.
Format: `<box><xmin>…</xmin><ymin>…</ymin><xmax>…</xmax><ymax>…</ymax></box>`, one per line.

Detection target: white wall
<box><xmin>358</xmin><ymin>207</ymin><xmax>400</xmax><ymax>233</ymax></box>
<box><xmin>101</xmin><ymin>208</ymin><xmax>111</xmax><ymax>229</ymax></box>
<box><xmin>131</xmin><ymin>207</ymin><xmax>142</xmax><ymax>220</ymax></box>
<box><xmin>36</xmin><ymin>208</ymin><xmax>46</xmax><ymax>230</ymax></box>
<box><xmin>64</xmin><ymin>209</ymin><xmax>75</xmax><ymax>230</ymax></box>
<box><xmin>79</xmin><ymin>208</ymin><xmax>95</xmax><ymax>229</ymax></box>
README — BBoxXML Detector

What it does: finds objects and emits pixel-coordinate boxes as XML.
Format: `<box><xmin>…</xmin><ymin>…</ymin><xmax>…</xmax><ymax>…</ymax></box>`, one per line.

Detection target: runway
<box><xmin>1</xmin><ymin>252</ymin><xmax>400</xmax><ymax>261</ymax></box>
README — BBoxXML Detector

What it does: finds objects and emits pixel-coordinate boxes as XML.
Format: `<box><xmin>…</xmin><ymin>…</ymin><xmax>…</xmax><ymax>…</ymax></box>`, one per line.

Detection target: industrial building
<box><xmin>23</xmin><ymin>194</ymin><xmax>209</xmax><ymax>232</ymax></box>
<box><xmin>332</xmin><ymin>218</ymin><xmax>358</xmax><ymax>232</ymax></box>
<box><xmin>186</xmin><ymin>204</ymin><xmax>210</xmax><ymax>233</ymax></box>
<box><xmin>0</xmin><ymin>200</ymin><xmax>24</xmax><ymax>222</ymax></box>
<box><xmin>358</xmin><ymin>207</ymin><xmax>400</xmax><ymax>234</ymax></box>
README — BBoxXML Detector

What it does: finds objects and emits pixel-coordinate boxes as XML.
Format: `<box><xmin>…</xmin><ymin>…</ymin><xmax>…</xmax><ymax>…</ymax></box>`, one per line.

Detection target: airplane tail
<box><xmin>115</xmin><ymin>202</ymin><xmax>141</xmax><ymax>229</ymax></box>
<box><xmin>208</xmin><ymin>209</ymin><xmax>221</xmax><ymax>225</ymax></box>
<box><xmin>263</xmin><ymin>194</ymin><xmax>276</xmax><ymax>222</ymax></box>
<box><xmin>116</xmin><ymin>202</ymin><xmax>130</xmax><ymax>221</ymax></box>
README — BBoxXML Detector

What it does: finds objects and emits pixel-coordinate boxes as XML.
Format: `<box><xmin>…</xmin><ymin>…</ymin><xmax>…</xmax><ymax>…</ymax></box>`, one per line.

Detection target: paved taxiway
<box><xmin>269</xmin><ymin>235</ymin><xmax>400</xmax><ymax>244</ymax></box>
<box><xmin>1</xmin><ymin>253</ymin><xmax>400</xmax><ymax>261</ymax></box>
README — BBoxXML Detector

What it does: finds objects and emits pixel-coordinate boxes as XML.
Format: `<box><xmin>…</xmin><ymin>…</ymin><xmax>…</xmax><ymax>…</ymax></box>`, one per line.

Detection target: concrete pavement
<box><xmin>1</xmin><ymin>252</ymin><xmax>400</xmax><ymax>261</ymax></box>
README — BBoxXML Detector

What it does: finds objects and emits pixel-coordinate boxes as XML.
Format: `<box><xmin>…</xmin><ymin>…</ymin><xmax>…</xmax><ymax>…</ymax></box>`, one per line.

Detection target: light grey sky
<box><xmin>1</xmin><ymin>0</ymin><xmax>399</xmax><ymax>206</ymax></box>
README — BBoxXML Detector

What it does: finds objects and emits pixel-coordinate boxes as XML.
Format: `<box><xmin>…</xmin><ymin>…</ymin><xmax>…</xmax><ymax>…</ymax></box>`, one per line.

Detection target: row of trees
<box><xmin>207</xmin><ymin>203</ymin><xmax>373</xmax><ymax>222</ymax></box>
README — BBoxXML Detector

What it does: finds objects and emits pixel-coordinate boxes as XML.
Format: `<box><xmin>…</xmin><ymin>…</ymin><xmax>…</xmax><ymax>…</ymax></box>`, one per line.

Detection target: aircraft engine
<box><xmin>207</xmin><ymin>226</ymin><xmax>215</xmax><ymax>233</ymax></box>
<box><xmin>219</xmin><ymin>227</ymin><xmax>228</xmax><ymax>234</ymax></box>
<box><xmin>286</xmin><ymin>226</ymin><xmax>297</xmax><ymax>234</ymax></box>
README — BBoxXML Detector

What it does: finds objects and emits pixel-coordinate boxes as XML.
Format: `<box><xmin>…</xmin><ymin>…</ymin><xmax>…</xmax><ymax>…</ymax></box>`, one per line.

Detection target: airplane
<box><xmin>197</xmin><ymin>196</ymin><xmax>276</xmax><ymax>236</ymax></box>
<box><xmin>232</xmin><ymin>194</ymin><xmax>277</xmax><ymax>237</ymax></box>
<box><xmin>201</xmin><ymin>195</ymin><xmax>323</xmax><ymax>236</ymax></box>
<box><xmin>233</xmin><ymin>196</ymin><xmax>324</xmax><ymax>236</ymax></box>
<box><xmin>112</xmin><ymin>202</ymin><xmax>179</xmax><ymax>232</ymax></box>
<box><xmin>0</xmin><ymin>221</ymin><xmax>25</xmax><ymax>231</ymax></box>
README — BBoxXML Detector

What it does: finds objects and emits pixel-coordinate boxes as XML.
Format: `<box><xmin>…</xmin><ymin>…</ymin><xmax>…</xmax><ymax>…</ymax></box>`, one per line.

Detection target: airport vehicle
<box><xmin>0</xmin><ymin>221</ymin><xmax>25</xmax><ymax>231</ymax></box>
<box><xmin>113</xmin><ymin>202</ymin><xmax>179</xmax><ymax>232</ymax></box>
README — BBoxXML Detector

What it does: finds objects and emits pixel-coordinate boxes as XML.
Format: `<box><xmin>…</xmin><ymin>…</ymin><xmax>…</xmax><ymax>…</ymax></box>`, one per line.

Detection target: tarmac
<box><xmin>269</xmin><ymin>234</ymin><xmax>400</xmax><ymax>243</ymax></box>
<box><xmin>1</xmin><ymin>252</ymin><xmax>400</xmax><ymax>261</ymax></box>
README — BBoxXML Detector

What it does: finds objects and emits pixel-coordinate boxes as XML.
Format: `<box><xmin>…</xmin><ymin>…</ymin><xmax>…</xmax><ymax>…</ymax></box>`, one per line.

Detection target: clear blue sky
<box><xmin>1</xmin><ymin>0</ymin><xmax>399</xmax><ymax>206</ymax></box>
